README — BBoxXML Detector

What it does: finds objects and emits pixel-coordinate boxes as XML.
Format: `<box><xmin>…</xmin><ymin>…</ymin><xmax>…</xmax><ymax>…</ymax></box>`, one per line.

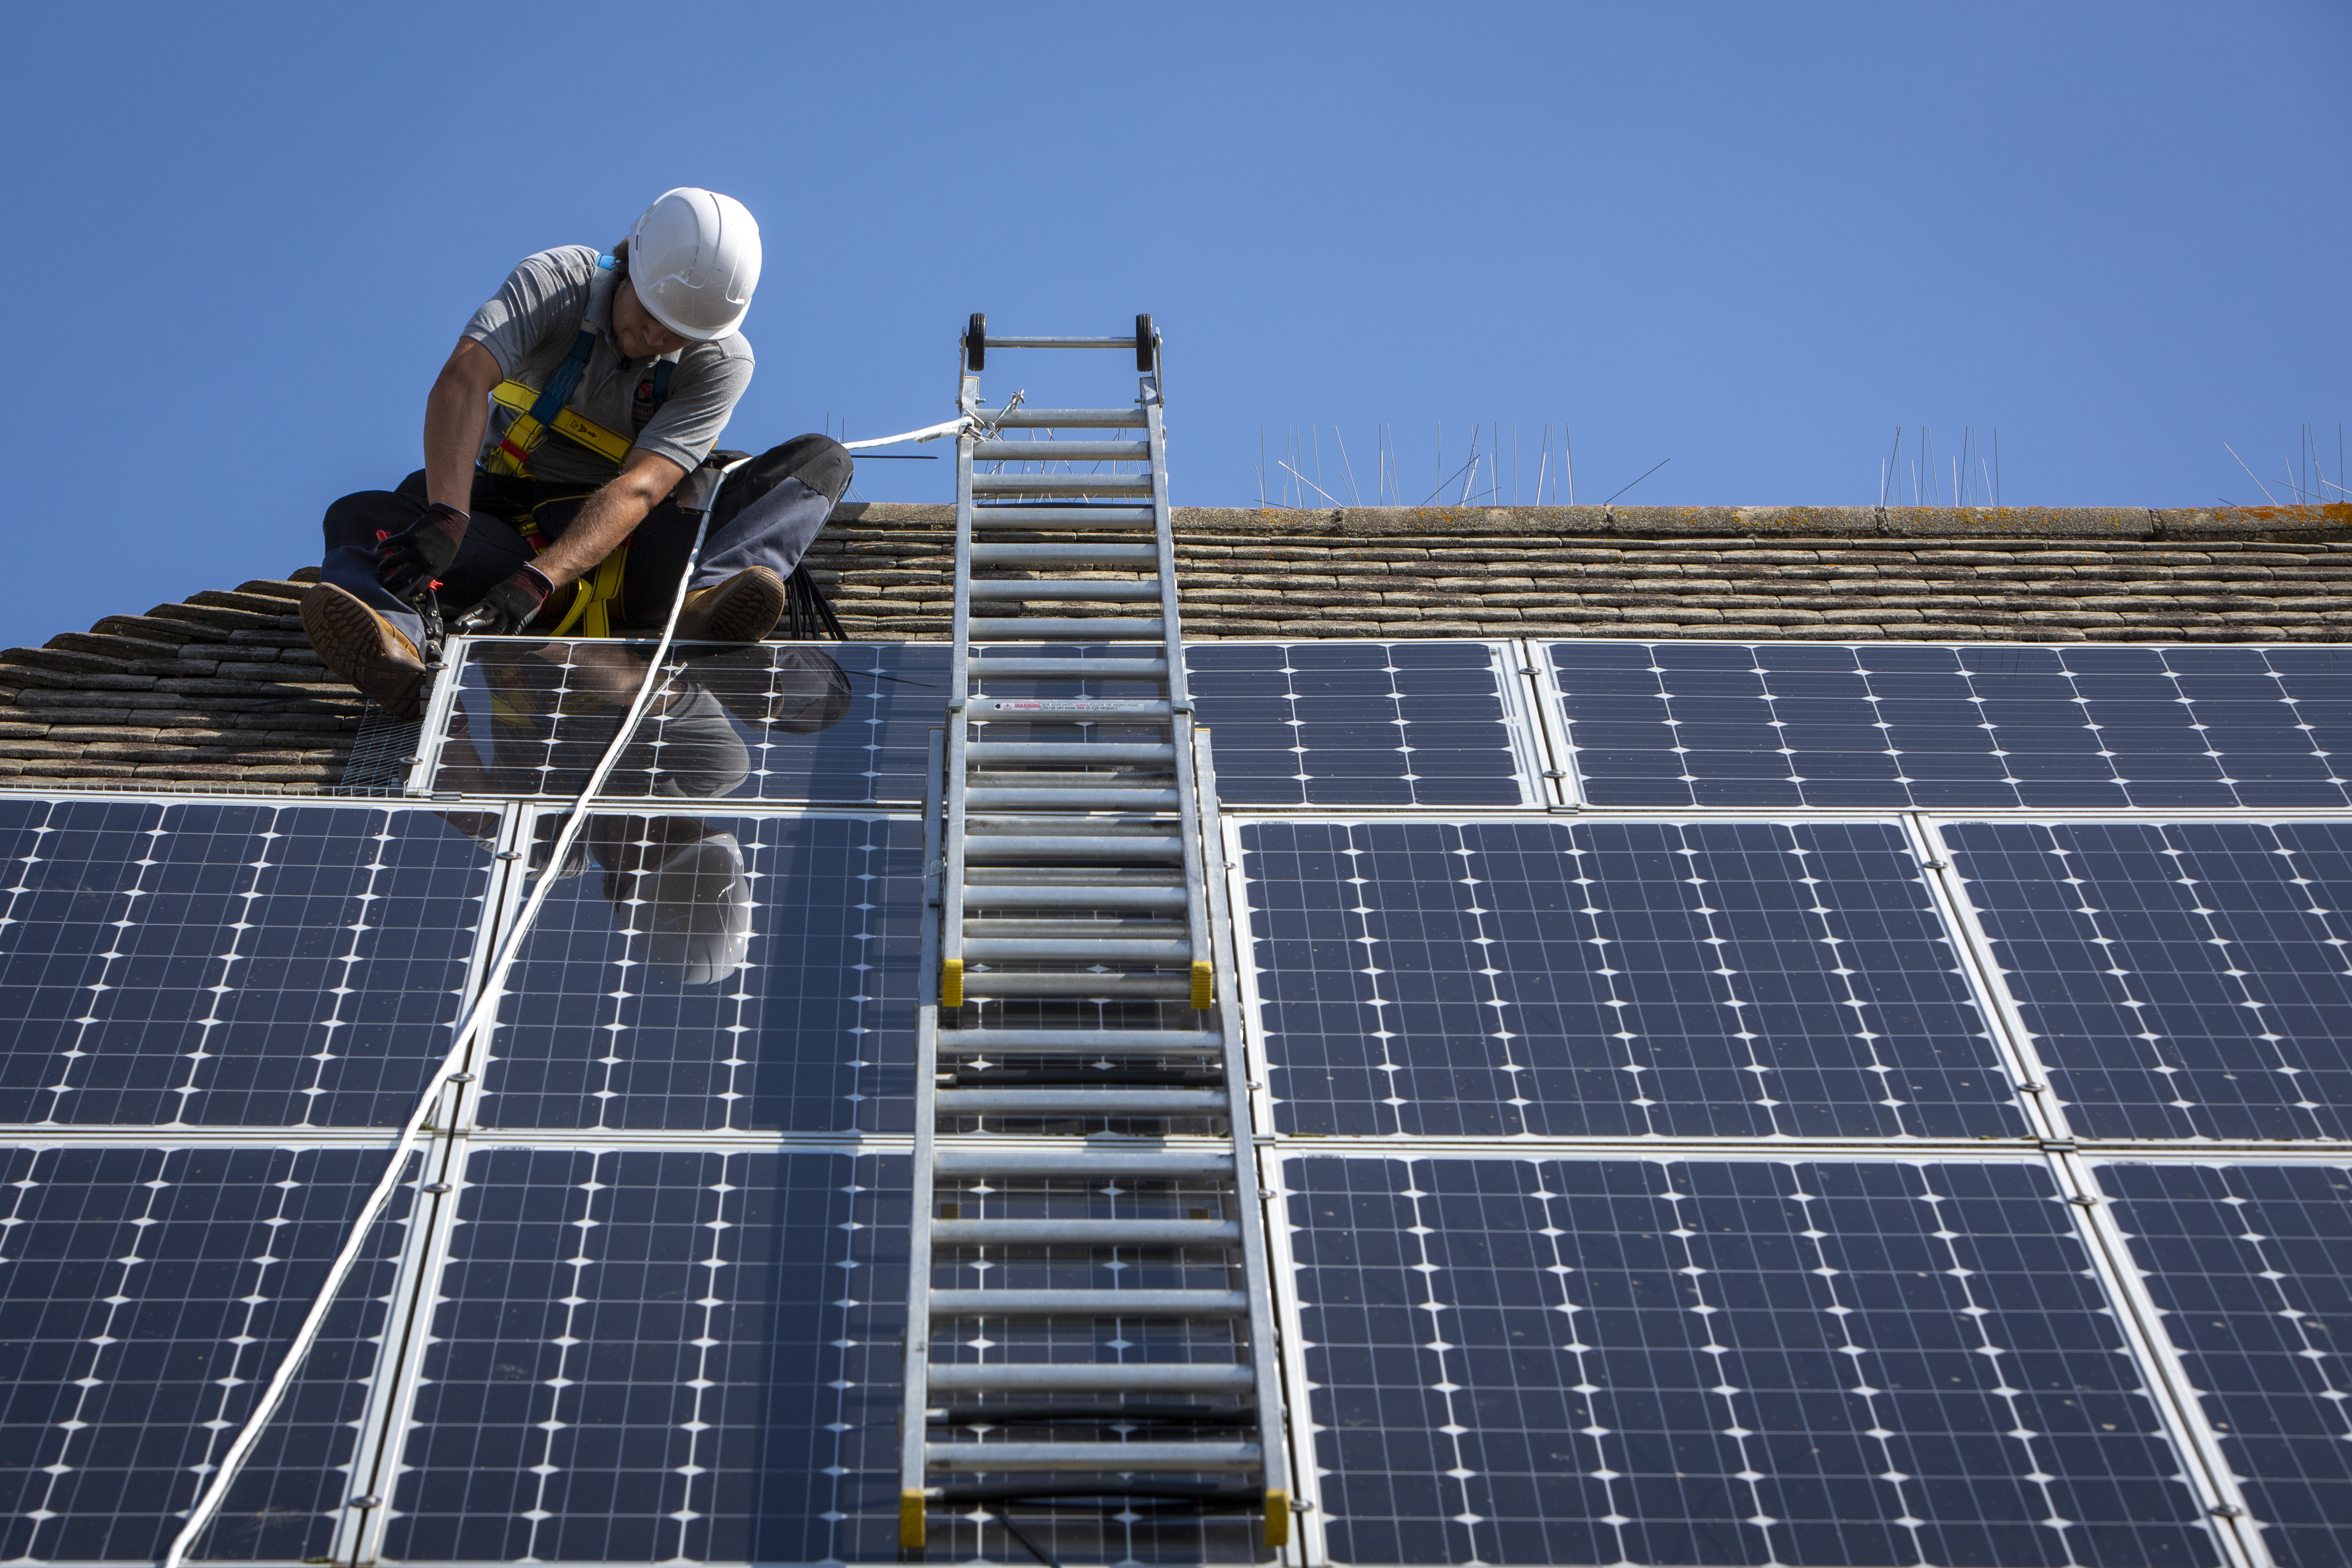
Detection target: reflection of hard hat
<box><xmin>635</xmin><ymin>833</ymin><xmax>752</xmax><ymax>984</ymax></box>
<box><xmin>628</xmin><ymin>188</ymin><xmax>761</xmax><ymax>342</ymax></box>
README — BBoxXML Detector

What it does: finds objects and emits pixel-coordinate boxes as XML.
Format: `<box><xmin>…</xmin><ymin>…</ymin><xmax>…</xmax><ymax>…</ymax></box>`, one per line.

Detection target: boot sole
<box><xmin>301</xmin><ymin>585</ymin><xmax>427</xmax><ymax>718</ymax></box>
<box><xmin>683</xmin><ymin>567</ymin><xmax>785</xmax><ymax>643</ymax></box>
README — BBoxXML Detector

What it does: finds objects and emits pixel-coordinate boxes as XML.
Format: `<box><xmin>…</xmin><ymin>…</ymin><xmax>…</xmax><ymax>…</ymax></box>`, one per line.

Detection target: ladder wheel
<box><xmin>965</xmin><ymin>313</ymin><xmax>986</xmax><ymax>372</ymax></box>
<box><xmin>1135</xmin><ymin>313</ymin><xmax>1156</xmax><ymax>372</ymax></box>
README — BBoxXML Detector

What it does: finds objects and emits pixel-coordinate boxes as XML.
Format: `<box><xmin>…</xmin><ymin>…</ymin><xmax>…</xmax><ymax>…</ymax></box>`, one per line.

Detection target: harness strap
<box><xmin>490</xmin><ymin>379</ymin><xmax>635</xmax><ymax>466</ymax></box>
<box><xmin>485</xmin><ymin>253</ymin><xmax>644</xmax><ymax>478</ymax></box>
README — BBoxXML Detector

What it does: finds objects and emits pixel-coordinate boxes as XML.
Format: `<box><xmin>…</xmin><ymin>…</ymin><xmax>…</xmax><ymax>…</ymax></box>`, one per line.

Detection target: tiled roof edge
<box><xmin>827</xmin><ymin>501</ymin><xmax>2352</xmax><ymax>540</ymax></box>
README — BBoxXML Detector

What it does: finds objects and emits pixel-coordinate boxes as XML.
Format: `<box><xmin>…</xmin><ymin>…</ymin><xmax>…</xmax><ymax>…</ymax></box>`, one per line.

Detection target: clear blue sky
<box><xmin>2</xmin><ymin>2</ymin><xmax>2345</xmax><ymax>654</ymax></box>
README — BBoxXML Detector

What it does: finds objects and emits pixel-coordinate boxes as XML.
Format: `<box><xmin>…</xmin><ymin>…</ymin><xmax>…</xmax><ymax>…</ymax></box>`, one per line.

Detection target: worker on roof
<box><xmin>301</xmin><ymin>187</ymin><xmax>853</xmax><ymax>717</ymax></box>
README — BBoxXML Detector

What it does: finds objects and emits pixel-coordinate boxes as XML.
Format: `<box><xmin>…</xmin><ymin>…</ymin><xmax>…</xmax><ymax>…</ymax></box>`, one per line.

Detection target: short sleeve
<box><xmin>629</xmin><ymin>337</ymin><xmax>756</xmax><ymax>473</ymax></box>
<box><xmin>463</xmin><ymin>249</ymin><xmax>595</xmax><ymax>380</ymax></box>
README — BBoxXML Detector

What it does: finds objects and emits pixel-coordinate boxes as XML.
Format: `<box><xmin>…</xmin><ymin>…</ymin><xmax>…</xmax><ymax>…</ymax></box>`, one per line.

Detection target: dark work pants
<box><xmin>319</xmin><ymin>434</ymin><xmax>853</xmax><ymax>648</ymax></box>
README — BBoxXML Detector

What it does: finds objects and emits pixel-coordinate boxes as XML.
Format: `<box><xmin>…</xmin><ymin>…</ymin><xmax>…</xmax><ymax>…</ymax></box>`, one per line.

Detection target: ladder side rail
<box><xmin>1194</xmin><ymin>725</ymin><xmax>1295</xmax><ymax>1547</ymax></box>
<box><xmin>1144</xmin><ymin>382</ymin><xmax>1191</xmax><ymax>715</ymax></box>
<box><xmin>949</xmin><ymin>373</ymin><xmax>979</xmax><ymax>712</ymax></box>
<box><xmin>900</xmin><ymin>725</ymin><xmax>949</xmax><ymax>1549</ymax></box>
<box><xmin>941</xmin><ymin>376</ymin><xmax>980</xmax><ymax>994</ymax></box>
<box><xmin>1143</xmin><ymin>382</ymin><xmax>1213</xmax><ymax>1001</ymax></box>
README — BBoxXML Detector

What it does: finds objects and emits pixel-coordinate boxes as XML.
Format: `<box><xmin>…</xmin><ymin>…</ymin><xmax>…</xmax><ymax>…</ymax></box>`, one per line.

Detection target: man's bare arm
<box><xmin>424</xmin><ymin>340</ymin><xmax>504</xmax><ymax>511</ymax></box>
<box><xmin>530</xmin><ymin>448</ymin><xmax>689</xmax><ymax>590</ymax></box>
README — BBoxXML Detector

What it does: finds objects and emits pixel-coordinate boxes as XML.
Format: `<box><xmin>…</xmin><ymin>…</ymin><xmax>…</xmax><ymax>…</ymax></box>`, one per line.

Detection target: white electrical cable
<box><xmin>161</xmin><ymin>459</ymin><xmax>749</xmax><ymax>1568</ymax></box>
<box><xmin>841</xmin><ymin>413</ymin><xmax>974</xmax><ymax>451</ymax></box>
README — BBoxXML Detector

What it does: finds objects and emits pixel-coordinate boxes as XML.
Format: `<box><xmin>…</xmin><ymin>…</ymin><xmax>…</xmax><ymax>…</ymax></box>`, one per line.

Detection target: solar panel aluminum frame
<box><xmin>1274</xmin><ymin>1145</ymin><xmax>2265</xmax><ymax>1568</ymax></box>
<box><xmin>1915</xmin><ymin>812</ymin><xmax>2352</xmax><ymax>1152</ymax></box>
<box><xmin>1224</xmin><ymin>809</ymin><xmax>2062</xmax><ymax>1151</ymax></box>
<box><xmin>1513</xmin><ymin>636</ymin><xmax>1581</xmax><ymax>810</ymax></box>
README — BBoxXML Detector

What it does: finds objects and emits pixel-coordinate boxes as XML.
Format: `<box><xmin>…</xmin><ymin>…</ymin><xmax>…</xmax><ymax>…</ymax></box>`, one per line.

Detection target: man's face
<box><xmin>613</xmin><ymin>278</ymin><xmax>691</xmax><ymax>360</ymax></box>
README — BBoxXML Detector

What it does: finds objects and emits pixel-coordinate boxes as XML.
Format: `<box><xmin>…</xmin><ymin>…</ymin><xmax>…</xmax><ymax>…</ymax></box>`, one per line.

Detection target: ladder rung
<box><xmin>962</xmin><ymin>885</ymin><xmax>1186</xmax><ymax>911</ymax></box>
<box><xmin>927</xmin><ymin>1441</ymin><xmax>1261</xmax><ymax>1472</ymax></box>
<box><xmin>974</xmin><ymin>474</ymin><xmax>1153</xmax><ymax>497</ymax></box>
<box><xmin>969</xmin><ymin>580</ymin><xmax>1161</xmax><ymax>602</ymax></box>
<box><xmin>930</xmin><ymin>1366</ymin><xmax>1254</xmax><ymax>1395</ymax></box>
<box><xmin>964</xmin><ymin>788</ymin><xmax>1180</xmax><ymax>812</ymax></box>
<box><xmin>973</xmin><ymin>440</ymin><xmax>1149</xmax><ymax>462</ymax></box>
<box><xmin>954</xmin><ymin>972</ymin><xmax>1195</xmax><ymax>1000</ymax></box>
<box><xmin>929</xmin><ymin>1288</ymin><xmax>1249</xmax><ymax>1319</ymax></box>
<box><xmin>971</xmin><ymin>506</ymin><xmax>1154</xmax><ymax>529</ymax></box>
<box><xmin>966</xmin><ymin>616</ymin><xmax>1166</xmax><ymax>640</ymax></box>
<box><xmin>933</xmin><ymin>1145</ymin><xmax>1230</xmax><ymax>1175</ymax></box>
<box><xmin>979</xmin><ymin>336</ymin><xmax>1142</xmax><ymax>349</ymax></box>
<box><xmin>972</xmin><ymin>544</ymin><xmax>1160</xmax><ymax>567</ymax></box>
<box><xmin>967</xmin><ymin>697</ymin><xmax>1173</xmax><ymax>718</ymax></box>
<box><xmin>963</xmin><ymin>842</ymin><xmax>1184</xmax><ymax>867</ymax></box>
<box><xmin>936</xmin><ymin>1037</ymin><xmax>1219</xmax><ymax>1059</ymax></box>
<box><xmin>989</xmin><ymin>409</ymin><xmax>1147</xmax><ymax>428</ymax></box>
<box><xmin>939</xmin><ymin>1087</ymin><xmax>1225</xmax><ymax>1114</ymax></box>
<box><xmin>971</xmin><ymin>657</ymin><xmax>1169</xmax><ymax>680</ymax></box>
<box><xmin>966</xmin><ymin>771</ymin><xmax>1171</xmax><ymax>788</ymax></box>
<box><xmin>968</xmin><ymin>742</ymin><xmax>1175</xmax><ymax>763</ymax></box>
<box><xmin>967</xmin><ymin>815</ymin><xmax>1176</xmax><ymax>834</ymax></box>
<box><xmin>961</xmin><ymin>918</ymin><xmax>1185</xmax><ymax>939</ymax></box>
<box><xmin>965</xmin><ymin>865</ymin><xmax>1183</xmax><ymax>883</ymax></box>
<box><xmin>931</xmin><ymin>1034</ymin><xmax>1223</xmax><ymax>1062</ymax></box>
<box><xmin>959</xmin><ymin>936</ymin><xmax>1192</xmax><ymax>963</ymax></box>
<box><xmin>932</xmin><ymin>1218</ymin><xmax>1242</xmax><ymax>1247</ymax></box>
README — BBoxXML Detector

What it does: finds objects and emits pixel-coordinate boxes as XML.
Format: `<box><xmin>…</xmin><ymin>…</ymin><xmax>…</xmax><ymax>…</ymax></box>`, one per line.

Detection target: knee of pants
<box><xmin>764</xmin><ymin>434</ymin><xmax>854</xmax><ymax>506</ymax></box>
<box><xmin>323</xmin><ymin>489</ymin><xmax>426</xmax><ymax>551</ymax></box>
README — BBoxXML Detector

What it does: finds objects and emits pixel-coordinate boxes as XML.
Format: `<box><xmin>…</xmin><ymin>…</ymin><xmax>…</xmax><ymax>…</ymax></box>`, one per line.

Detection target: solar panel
<box><xmin>1245</xmin><ymin>819</ymin><xmax>2025</xmax><ymax>1138</ymax></box>
<box><xmin>476</xmin><ymin>812</ymin><xmax>922</xmax><ymax>1134</ymax></box>
<box><xmin>382</xmin><ymin>1147</ymin><xmax>904</xmax><ymax>1566</ymax></box>
<box><xmin>1941</xmin><ymin>819</ymin><xmax>2352</xmax><ymax>1141</ymax></box>
<box><xmin>0</xmin><ymin>1143</ymin><xmax>413</xmax><ymax>1564</ymax></box>
<box><xmin>429</xmin><ymin>640</ymin><xmax>946</xmax><ymax>805</ymax></box>
<box><xmin>1184</xmin><ymin>641</ymin><xmax>1540</xmax><ymax>807</ymax></box>
<box><xmin>1287</xmin><ymin>1154</ymin><xmax>2222</xmax><ymax>1568</ymax></box>
<box><xmin>2097</xmin><ymin>1161</ymin><xmax>2352</xmax><ymax>1568</ymax></box>
<box><xmin>0</xmin><ymin>799</ymin><xmax>494</xmax><ymax>1128</ymax></box>
<box><xmin>427</xmin><ymin>638</ymin><xmax>1544</xmax><ymax>809</ymax></box>
<box><xmin>1546</xmin><ymin>641</ymin><xmax>2352</xmax><ymax>811</ymax></box>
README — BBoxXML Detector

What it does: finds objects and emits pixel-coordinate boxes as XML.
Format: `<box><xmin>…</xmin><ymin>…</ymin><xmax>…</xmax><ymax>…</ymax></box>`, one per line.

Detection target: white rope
<box><xmin>841</xmin><ymin>414</ymin><xmax>973</xmax><ymax>450</ymax></box>
<box><xmin>160</xmin><ymin>457</ymin><xmax>751</xmax><ymax>1568</ymax></box>
<box><xmin>841</xmin><ymin>392</ymin><xmax>1025</xmax><ymax>451</ymax></box>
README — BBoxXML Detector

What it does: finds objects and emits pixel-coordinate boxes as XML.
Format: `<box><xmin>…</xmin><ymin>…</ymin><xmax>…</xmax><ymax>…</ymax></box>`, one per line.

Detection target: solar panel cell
<box><xmin>384</xmin><ymin>1148</ymin><xmax>904</xmax><ymax>1565</ymax></box>
<box><xmin>0</xmin><ymin>800</ymin><xmax>492</xmax><ymax>1128</ymax></box>
<box><xmin>435</xmin><ymin>641</ymin><xmax>942</xmax><ymax>805</ymax></box>
<box><xmin>1289</xmin><ymin>1156</ymin><xmax>2219</xmax><ymax>1568</ymax></box>
<box><xmin>0</xmin><ymin>1144</ymin><xmax>410</xmax><ymax>1564</ymax></box>
<box><xmin>1183</xmin><ymin>641</ymin><xmax>1534</xmax><ymax>806</ymax></box>
<box><xmin>1944</xmin><ymin>820</ymin><xmax>2352</xmax><ymax>1140</ymax></box>
<box><xmin>1547</xmin><ymin>641</ymin><xmax>2352</xmax><ymax>812</ymax></box>
<box><xmin>477</xmin><ymin>814</ymin><xmax>921</xmax><ymax>1134</ymax></box>
<box><xmin>2097</xmin><ymin>1162</ymin><xmax>2352</xmax><ymax>1568</ymax></box>
<box><xmin>1247</xmin><ymin>820</ymin><xmax>2024</xmax><ymax>1139</ymax></box>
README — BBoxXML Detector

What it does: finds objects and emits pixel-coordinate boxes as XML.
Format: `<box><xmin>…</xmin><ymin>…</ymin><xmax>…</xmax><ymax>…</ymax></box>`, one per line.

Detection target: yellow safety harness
<box><xmin>477</xmin><ymin>254</ymin><xmax>676</xmax><ymax>639</ymax></box>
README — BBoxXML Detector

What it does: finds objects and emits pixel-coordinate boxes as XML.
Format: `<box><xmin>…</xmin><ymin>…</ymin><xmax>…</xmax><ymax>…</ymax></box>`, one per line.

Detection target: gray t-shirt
<box><xmin>464</xmin><ymin>245</ymin><xmax>755</xmax><ymax>486</ymax></box>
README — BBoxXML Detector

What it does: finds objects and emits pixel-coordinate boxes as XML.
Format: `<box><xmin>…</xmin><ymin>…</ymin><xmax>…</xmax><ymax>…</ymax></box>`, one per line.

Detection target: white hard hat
<box><xmin>627</xmin><ymin>188</ymin><xmax>762</xmax><ymax>342</ymax></box>
<box><xmin>634</xmin><ymin>832</ymin><xmax>752</xmax><ymax>984</ymax></box>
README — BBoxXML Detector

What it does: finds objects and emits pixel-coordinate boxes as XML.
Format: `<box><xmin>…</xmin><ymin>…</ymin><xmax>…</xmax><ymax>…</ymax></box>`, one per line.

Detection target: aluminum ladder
<box><xmin>900</xmin><ymin>316</ymin><xmax>1291</xmax><ymax>1558</ymax></box>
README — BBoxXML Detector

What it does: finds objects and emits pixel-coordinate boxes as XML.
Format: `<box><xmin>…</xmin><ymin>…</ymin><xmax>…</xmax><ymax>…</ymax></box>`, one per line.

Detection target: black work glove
<box><xmin>453</xmin><ymin>564</ymin><xmax>556</xmax><ymax>636</ymax></box>
<box><xmin>375</xmin><ymin>502</ymin><xmax>470</xmax><ymax>601</ymax></box>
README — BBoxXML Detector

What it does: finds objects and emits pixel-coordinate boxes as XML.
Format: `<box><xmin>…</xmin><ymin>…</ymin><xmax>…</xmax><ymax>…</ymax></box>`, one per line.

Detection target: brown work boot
<box><xmin>674</xmin><ymin>566</ymin><xmax>785</xmax><ymax>642</ymax></box>
<box><xmin>301</xmin><ymin>583</ymin><xmax>428</xmax><ymax>717</ymax></box>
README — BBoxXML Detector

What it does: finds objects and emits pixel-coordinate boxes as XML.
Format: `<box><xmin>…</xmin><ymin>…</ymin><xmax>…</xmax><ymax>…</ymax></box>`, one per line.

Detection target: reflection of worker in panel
<box><xmin>436</xmin><ymin>642</ymin><xmax>850</xmax><ymax>984</ymax></box>
<box><xmin>301</xmin><ymin>187</ymin><xmax>854</xmax><ymax>716</ymax></box>
<box><xmin>434</xmin><ymin>641</ymin><xmax>852</xmax><ymax>800</ymax></box>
